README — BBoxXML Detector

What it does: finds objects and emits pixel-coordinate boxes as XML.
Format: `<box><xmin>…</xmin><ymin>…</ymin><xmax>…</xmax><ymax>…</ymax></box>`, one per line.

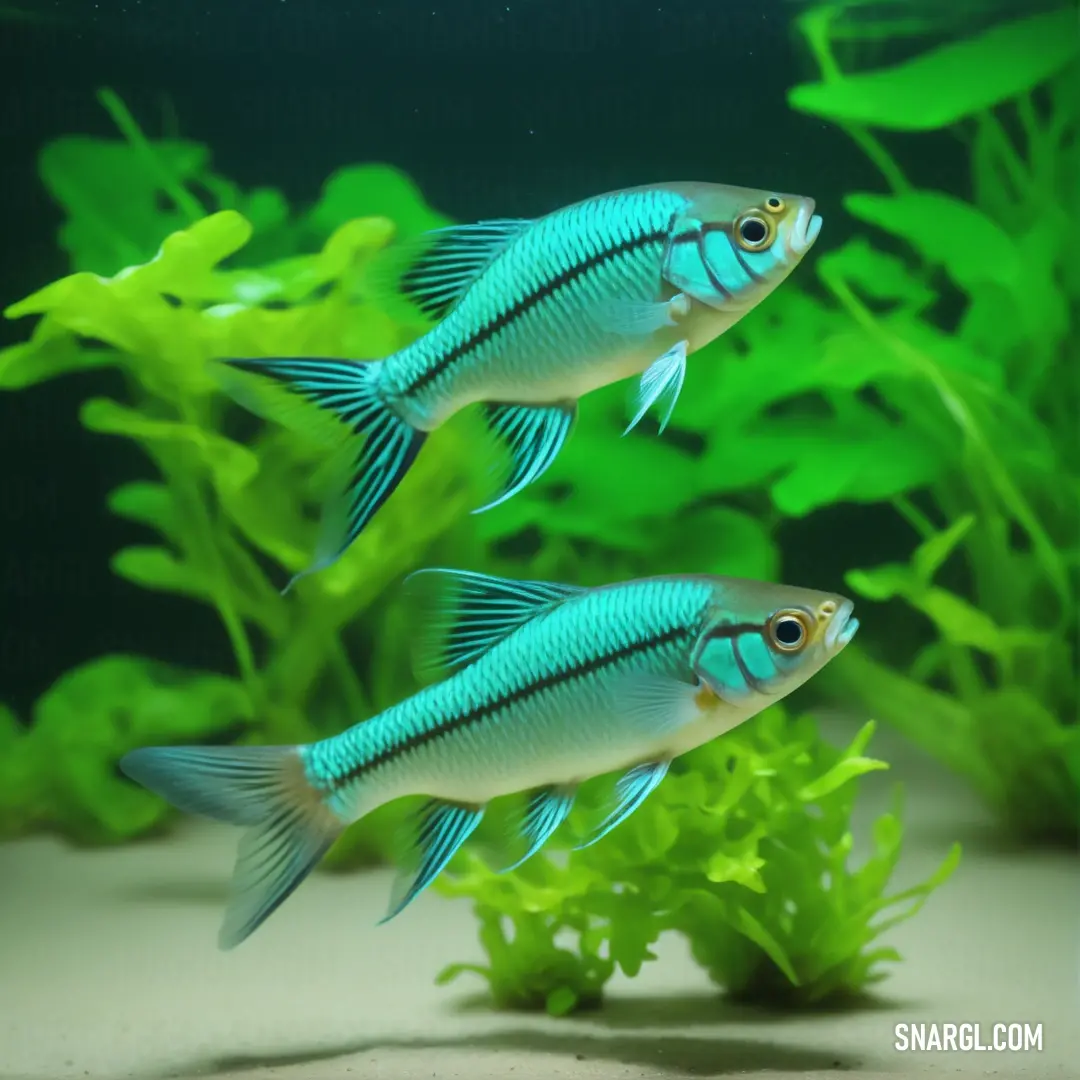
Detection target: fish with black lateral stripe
<box><xmin>213</xmin><ymin>182</ymin><xmax>822</xmax><ymax>591</ymax></box>
<box><xmin>119</xmin><ymin>567</ymin><xmax>856</xmax><ymax>950</ymax></box>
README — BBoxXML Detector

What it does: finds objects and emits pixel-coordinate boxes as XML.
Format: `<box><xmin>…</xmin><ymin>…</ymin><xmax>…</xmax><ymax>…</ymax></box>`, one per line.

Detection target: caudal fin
<box><xmin>214</xmin><ymin>356</ymin><xmax>426</xmax><ymax>591</ymax></box>
<box><xmin>119</xmin><ymin>744</ymin><xmax>345</xmax><ymax>950</ymax></box>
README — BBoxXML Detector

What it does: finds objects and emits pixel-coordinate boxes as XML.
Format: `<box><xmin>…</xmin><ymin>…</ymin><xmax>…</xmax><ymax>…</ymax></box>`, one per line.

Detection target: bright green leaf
<box><xmin>23</xmin><ymin>655</ymin><xmax>252</xmax><ymax>843</ymax></box>
<box><xmin>0</xmin><ymin>325</ymin><xmax>118</xmax><ymax>389</ymax></box>
<box><xmin>38</xmin><ymin>135</ymin><xmax>210</xmax><ymax>274</ymax></box>
<box><xmin>916</xmin><ymin>587</ymin><xmax>1013</xmax><ymax>655</ymax></box>
<box><xmin>788</xmin><ymin>10</ymin><xmax>1078</xmax><ymax>130</ymax></box>
<box><xmin>845</xmin><ymin>191</ymin><xmax>1021</xmax><ymax>293</ymax></box>
<box><xmin>80</xmin><ymin>398</ymin><xmax>259</xmax><ymax>492</ymax></box>
<box><xmin>767</xmin><ymin>411</ymin><xmax>941</xmax><ymax>518</ymax></box>
<box><xmin>705</xmin><ymin>850</ymin><xmax>767</xmax><ymax>893</ymax></box>
<box><xmin>546</xmin><ymin>986</ymin><xmax>579</xmax><ymax>1017</ymax></box>
<box><xmin>912</xmin><ymin>515</ymin><xmax>976</xmax><ymax>583</ymax></box>
<box><xmin>813</xmin><ymin>329</ymin><xmax>906</xmax><ymax>390</ymax></box>
<box><xmin>308</xmin><ymin>163</ymin><xmax>452</xmax><ymax>241</ymax></box>
<box><xmin>111</xmin><ymin>546</ymin><xmax>206</xmax><ymax>599</ymax></box>
<box><xmin>845</xmin><ymin>564</ymin><xmax>914</xmax><ymax>602</ymax></box>
<box><xmin>816</xmin><ymin>237</ymin><xmax>935</xmax><ymax>309</ymax></box>
<box><xmin>106</xmin><ymin>481</ymin><xmax>177</xmax><ymax>537</ymax></box>
<box><xmin>798</xmin><ymin>757</ymin><xmax>889</xmax><ymax>803</ymax></box>
<box><xmin>734</xmin><ymin>907</ymin><xmax>800</xmax><ymax>986</ymax></box>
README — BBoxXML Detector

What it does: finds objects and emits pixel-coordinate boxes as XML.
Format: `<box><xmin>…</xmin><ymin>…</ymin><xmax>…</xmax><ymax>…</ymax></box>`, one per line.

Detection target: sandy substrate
<box><xmin>1</xmin><ymin>715</ymin><xmax>1077</xmax><ymax>1080</ymax></box>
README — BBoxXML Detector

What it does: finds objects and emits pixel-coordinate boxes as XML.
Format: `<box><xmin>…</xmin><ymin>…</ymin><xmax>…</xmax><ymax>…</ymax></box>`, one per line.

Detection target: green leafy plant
<box><xmin>435</xmin><ymin>710</ymin><xmax>960</xmax><ymax>1014</ymax></box>
<box><xmin>789</xmin><ymin>4</ymin><xmax>1079</xmax><ymax>842</ymax></box>
<box><xmin>0</xmin><ymin>93</ymin><xmax>482</xmax><ymax>859</ymax></box>
<box><xmin>0</xmin><ymin>655</ymin><xmax>253</xmax><ymax>843</ymax></box>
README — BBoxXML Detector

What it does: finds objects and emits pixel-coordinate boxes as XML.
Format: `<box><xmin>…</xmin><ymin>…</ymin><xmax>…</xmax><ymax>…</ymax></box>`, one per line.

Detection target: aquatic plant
<box><xmin>0</xmin><ymin>92</ymin><xmax>479</xmax><ymax>857</ymax></box>
<box><xmin>790</xmin><ymin>4</ymin><xmax>1079</xmax><ymax>842</ymax></box>
<box><xmin>0</xmin><ymin>655</ymin><xmax>253</xmax><ymax>843</ymax></box>
<box><xmin>436</xmin><ymin>711</ymin><xmax>959</xmax><ymax>1013</ymax></box>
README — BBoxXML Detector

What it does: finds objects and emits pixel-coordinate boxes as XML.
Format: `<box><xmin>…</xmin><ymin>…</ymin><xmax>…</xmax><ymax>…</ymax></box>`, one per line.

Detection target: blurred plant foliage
<box><xmin>437</xmin><ymin>712</ymin><xmax>959</xmax><ymax>1015</ymax></box>
<box><xmin>0</xmin><ymin>90</ymin><xmax>480</xmax><ymax>858</ymax></box>
<box><xmin>789</xmin><ymin>3</ymin><xmax>1080</xmax><ymax>842</ymax></box>
<box><xmin>470</xmin><ymin>5</ymin><xmax>1080</xmax><ymax>844</ymax></box>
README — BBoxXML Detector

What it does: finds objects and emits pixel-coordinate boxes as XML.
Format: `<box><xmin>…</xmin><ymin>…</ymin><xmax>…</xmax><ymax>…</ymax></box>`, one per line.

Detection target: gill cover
<box><xmin>690</xmin><ymin>604</ymin><xmax>820</xmax><ymax>707</ymax></box>
<box><xmin>661</xmin><ymin>188</ymin><xmax>812</xmax><ymax>311</ymax></box>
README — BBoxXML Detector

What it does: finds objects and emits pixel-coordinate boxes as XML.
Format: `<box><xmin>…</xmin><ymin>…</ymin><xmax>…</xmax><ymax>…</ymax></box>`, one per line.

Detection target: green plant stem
<box><xmin>890</xmin><ymin>494</ymin><xmax>935</xmax><ymax>540</ymax></box>
<box><xmin>822</xmin><ymin>646</ymin><xmax>998</xmax><ymax>799</ymax></box>
<box><xmin>173</xmin><ymin>397</ymin><xmax>260</xmax><ymax>698</ymax></box>
<box><xmin>1014</xmin><ymin>93</ymin><xmax>1059</xmax><ymax>200</ymax></box>
<box><xmin>177</xmin><ymin>470</ymin><xmax>259</xmax><ymax>690</ymax></box>
<box><xmin>264</xmin><ymin>607</ymin><xmax>333</xmax><ymax>711</ymax></box>
<box><xmin>844</xmin><ymin>126</ymin><xmax>913</xmax><ymax>195</ymax></box>
<box><xmin>946</xmin><ymin>644</ymin><xmax>985</xmax><ymax>705</ymax></box>
<box><xmin>796</xmin><ymin>6</ymin><xmax>843</xmax><ymax>83</ymax></box>
<box><xmin>96</xmin><ymin>86</ymin><xmax>205</xmax><ymax>224</ymax></box>
<box><xmin>890</xmin><ymin>494</ymin><xmax>986</xmax><ymax>702</ymax></box>
<box><xmin>974</xmin><ymin>109</ymin><xmax>1031</xmax><ymax>204</ymax></box>
<box><xmin>330</xmin><ymin>635</ymin><xmax>371</xmax><ymax>720</ymax></box>
<box><xmin>797</xmin><ymin>6</ymin><xmax>911</xmax><ymax>195</ymax></box>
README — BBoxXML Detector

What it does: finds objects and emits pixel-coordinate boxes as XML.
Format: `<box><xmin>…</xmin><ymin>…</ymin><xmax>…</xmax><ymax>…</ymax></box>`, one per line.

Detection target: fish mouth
<box><xmin>789</xmin><ymin>200</ymin><xmax>822</xmax><ymax>256</ymax></box>
<box><xmin>826</xmin><ymin>599</ymin><xmax>859</xmax><ymax>650</ymax></box>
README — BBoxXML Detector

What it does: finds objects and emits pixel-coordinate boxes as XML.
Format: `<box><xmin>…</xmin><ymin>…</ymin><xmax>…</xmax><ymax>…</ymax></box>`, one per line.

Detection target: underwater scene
<box><xmin>0</xmin><ymin>1</ymin><xmax>1076</xmax><ymax>1078</ymax></box>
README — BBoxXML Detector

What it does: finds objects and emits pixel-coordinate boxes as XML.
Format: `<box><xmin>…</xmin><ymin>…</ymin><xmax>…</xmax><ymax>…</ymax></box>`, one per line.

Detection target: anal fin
<box><xmin>380</xmin><ymin>798</ymin><xmax>485</xmax><ymax>924</ymax></box>
<box><xmin>474</xmin><ymin>400</ymin><xmax>577</xmax><ymax>514</ymax></box>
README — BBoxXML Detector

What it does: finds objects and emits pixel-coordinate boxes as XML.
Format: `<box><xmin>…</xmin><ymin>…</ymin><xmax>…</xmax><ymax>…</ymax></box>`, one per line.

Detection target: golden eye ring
<box><xmin>768</xmin><ymin>609</ymin><xmax>812</xmax><ymax>653</ymax></box>
<box><xmin>764</xmin><ymin>195</ymin><xmax>786</xmax><ymax>213</ymax></box>
<box><xmin>735</xmin><ymin>212</ymin><xmax>775</xmax><ymax>251</ymax></box>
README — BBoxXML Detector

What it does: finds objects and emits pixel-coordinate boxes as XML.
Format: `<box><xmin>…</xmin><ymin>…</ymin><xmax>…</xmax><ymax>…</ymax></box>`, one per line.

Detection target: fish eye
<box><xmin>765</xmin><ymin>196</ymin><xmax>785</xmax><ymax>213</ymax></box>
<box><xmin>735</xmin><ymin>213</ymin><xmax>774</xmax><ymax>251</ymax></box>
<box><xmin>768</xmin><ymin>609</ymin><xmax>811</xmax><ymax>653</ymax></box>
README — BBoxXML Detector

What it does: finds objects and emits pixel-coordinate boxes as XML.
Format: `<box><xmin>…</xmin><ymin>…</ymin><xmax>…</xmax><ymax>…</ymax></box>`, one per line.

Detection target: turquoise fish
<box><xmin>120</xmin><ymin>568</ymin><xmax>857</xmax><ymax>950</ymax></box>
<box><xmin>216</xmin><ymin>182</ymin><xmax>822</xmax><ymax>590</ymax></box>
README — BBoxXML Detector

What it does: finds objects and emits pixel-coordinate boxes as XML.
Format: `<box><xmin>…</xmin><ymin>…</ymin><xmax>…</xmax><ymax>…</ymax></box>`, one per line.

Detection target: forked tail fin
<box><xmin>214</xmin><ymin>356</ymin><xmax>426</xmax><ymax>591</ymax></box>
<box><xmin>119</xmin><ymin>744</ymin><xmax>346</xmax><ymax>950</ymax></box>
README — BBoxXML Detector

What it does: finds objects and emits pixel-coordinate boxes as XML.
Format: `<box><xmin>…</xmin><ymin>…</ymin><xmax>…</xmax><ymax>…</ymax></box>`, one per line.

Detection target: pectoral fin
<box><xmin>624</xmin><ymin>341</ymin><xmax>689</xmax><ymax>436</ymax></box>
<box><xmin>474</xmin><ymin>400</ymin><xmax>578</xmax><ymax>513</ymax></box>
<box><xmin>597</xmin><ymin>293</ymin><xmax>691</xmax><ymax>338</ymax></box>
<box><xmin>609</xmin><ymin>670</ymin><xmax>704</xmax><ymax>734</ymax></box>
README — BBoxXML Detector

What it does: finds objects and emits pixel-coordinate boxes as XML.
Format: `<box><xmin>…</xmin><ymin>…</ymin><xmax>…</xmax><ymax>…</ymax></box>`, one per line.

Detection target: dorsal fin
<box><xmin>403</xmin><ymin>568</ymin><xmax>586</xmax><ymax>682</ymax></box>
<box><xmin>362</xmin><ymin>219</ymin><xmax>533</xmax><ymax>322</ymax></box>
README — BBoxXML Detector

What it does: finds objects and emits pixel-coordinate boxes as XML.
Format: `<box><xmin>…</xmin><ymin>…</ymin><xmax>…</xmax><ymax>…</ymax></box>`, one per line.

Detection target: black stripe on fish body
<box><xmin>399</xmin><ymin>224</ymin><xmax>672</xmax><ymax>397</ymax></box>
<box><xmin>337</xmin><ymin>622</ymin><xmax>697</xmax><ymax>785</ymax></box>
